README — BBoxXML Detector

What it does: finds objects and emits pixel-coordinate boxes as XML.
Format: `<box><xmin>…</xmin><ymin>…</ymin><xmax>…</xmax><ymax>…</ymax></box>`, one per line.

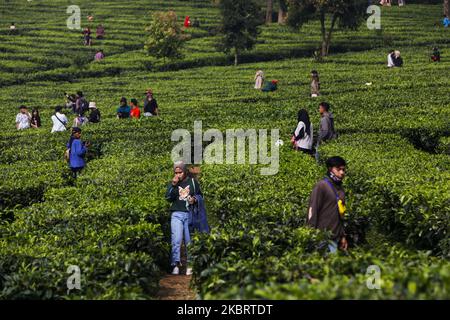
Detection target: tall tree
<box><xmin>278</xmin><ymin>0</ymin><xmax>288</xmax><ymax>24</ymax></box>
<box><xmin>445</xmin><ymin>0</ymin><xmax>449</xmax><ymax>17</ymax></box>
<box><xmin>287</xmin><ymin>0</ymin><xmax>367</xmax><ymax>57</ymax></box>
<box><xmin>217</xmin><ymin>0</ymin><xmax>263</xmax><ymax>66</ymax></box>
<box><xmin>144</xmin><ymin>11</ymin><xmax>189</xmax><ymax>62</ymax></box>
<box><xmin>266</xmin><ymin>0</ymin><xmax>274</xmax><ymax>24</ymax></box>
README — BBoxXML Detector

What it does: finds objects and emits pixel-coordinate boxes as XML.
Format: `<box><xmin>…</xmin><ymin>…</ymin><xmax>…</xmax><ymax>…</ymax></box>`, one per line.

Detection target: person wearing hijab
<box><xmin>310</xmin><ymin>70</ymin><xmax>320</xmax><ymax>97</ymax></box>
<box><xmin>254</xmin><ymin>70</ymin><xmax>264</xmax><ymax>89</ymax></box>
<box><xmin>165</xmin><ymin>161</ymin><xmax>202</xmax><ymax>275</ymax></box>
<box><xmin>291</xmin><ymin>109</ymin><xmax>313</xmax><ymax>154</ymax></box>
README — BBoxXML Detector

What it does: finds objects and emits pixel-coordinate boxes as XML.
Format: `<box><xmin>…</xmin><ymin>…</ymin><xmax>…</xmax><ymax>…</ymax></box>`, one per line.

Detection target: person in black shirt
<box><xmin>165</xmin><ymin>161</ymin><xmax>202</xmax><ymax>275</ymax></box>
<box><xmin>88</xmin><ymin>102</ymin><xmax>101</xmax><ymax>123</ymax></box>
<box><xmin>143</xmin><ymin>89</ymin><xmax>159</xmax><ymax>117</ymax></box>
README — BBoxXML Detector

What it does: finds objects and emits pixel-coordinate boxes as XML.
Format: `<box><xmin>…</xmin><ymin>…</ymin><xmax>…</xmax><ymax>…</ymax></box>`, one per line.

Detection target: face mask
<box><xmin>328</xmin><ymin>171</ymin><xmax>342</xmax><ymax>184</ymax></box>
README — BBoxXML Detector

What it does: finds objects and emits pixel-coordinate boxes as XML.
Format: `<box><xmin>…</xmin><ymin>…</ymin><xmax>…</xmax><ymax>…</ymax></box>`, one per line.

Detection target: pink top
<box><xmin>95</xmin><ymin>52</ymin><xmax>104</xmax><ymax>61</ymax></box>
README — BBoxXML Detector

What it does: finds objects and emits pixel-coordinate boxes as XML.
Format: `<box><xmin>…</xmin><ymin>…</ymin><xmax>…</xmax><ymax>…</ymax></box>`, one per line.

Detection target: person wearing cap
<box><xmin>117</xmin><ymin>97</ymin><xmax>130</xmax><ymax>119</ymax></box>
<box><xmin>262</xmin><ymin>79</ymin><xmax>278</xmax><ymax>92</ymax></box>
<box><xmin>306</xmin><ymin>156</ymin><xmax>348</xmax><ymax>253</ymax></box>
<box><xmin>165</xmin><ymin>161</ymin><xmax>202</xmax><ymax>275</ymax></box>
<box><xmin>143</xmin><ymin>89</ymin><xmax>159</xmax><ymax>117</ymax></box>
<box><xmin>15</xmin><ymin>105</ymin><xmax>31</xmax><ymax>130</ymax></box>
<box><xmin>66</xmin><ymin>127</ymin><xmax>90</xmax><ymax>178</ymax></box>
<box><xmin>88</xmin><ymin>102</ymin><xmax>101</xmax><ymax>123</ymax></box>
<box><xmin>51</xmin><ymin>106</ymin><xmax>69</xmax><ymax>133</ymax></box>
<box><xmin>130</xmin><ymin>98</ymin><xmax>141</xmax><ymax>119</ymax></box>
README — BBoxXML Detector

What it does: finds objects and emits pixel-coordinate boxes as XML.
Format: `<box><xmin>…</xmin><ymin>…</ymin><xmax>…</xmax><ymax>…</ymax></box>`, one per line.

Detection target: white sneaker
<box><xmin>186</xmin><ymin>267</ymin><xmax>193</xmax><ymax>276</ymax></box>
<box><xmin>172</xmin><ymin>266</ymin><xmax>179</xmax><ymax>275</ymax></box>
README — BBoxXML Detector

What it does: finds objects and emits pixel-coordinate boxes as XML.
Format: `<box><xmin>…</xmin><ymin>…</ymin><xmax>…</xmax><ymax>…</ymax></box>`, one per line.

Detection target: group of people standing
<box><xmin>82</xmin><ymin>24</ymin><xmax>105</xmax><ymax>47</ymax></box>
<box><xmin>291</xmin><ymin>102</ymin><xmax>336</xmax><ymax>158</ymax></box>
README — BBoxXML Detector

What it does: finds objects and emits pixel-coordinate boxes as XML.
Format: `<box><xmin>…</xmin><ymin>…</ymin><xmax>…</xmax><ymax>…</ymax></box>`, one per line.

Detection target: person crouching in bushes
<box><xmin>143</xmin><ymin>89</ymin><xmax>159</xmax><ymax>117</ymax></box>
<box><xmin>66</xmin><ymin>127</ymin><xmax>90</xmax><ymax>178</ymax></box>
<box><xmin>73</xmin><ymin>111</ymin><xmax>88</xmax><ymax>128</ymax></box>
<box><xmin>291</xmin><ymin>109</ymin><xmax>313</xmax><ymax>155</ymax></box>
<box><xmin>262</xmin><ymin>79</ymin><xmax>278</xmax><ymax>92</ymax></box>
<box><xmin>165</xmin><ymin>161</ymin><xmax>203</xmax><ymax>276</ymax></box>
<box><xmin>306</xmin><ymin>156</ymin><xmax>348</xmax><ymax>253</ymax></box>
<box><xmin>88</xmin><ymin>102</ymin><xmax>101</xmax><ymax>123</ymax></box>
<box><xmin>30</xmin><ymin>108</ymin><xmax>41</xmax><ymax>128</ymax></box>
<box><xmin>116</xmin><ymin>97</ymin><xmax>131</xmax><ymax>119</ymax></box>
<box><xmin>254</xmin><ymin>70</ymin><xmax>264</xmax><ymax>90</ymax></box>
<box><xmin>94</xmin><ymin>49</ymin><xmax>105</xmax><ymax>61</ymax></box>
<box><xmin>130</xmin><ymin>98</ymin><xmax>141</xmax><ymax>119</ymax></box>
<box><xmin>431</xmin><ymin>47</ymin><xmax>440</xmax><ymax>62</ymax></box>
<box><xmin>310</xmin><ymin>70</ymin><xmax>320</xmax><ymax>97</ymax></box>
<box><xmin>393</xmin><ymin>50</ymin><xmax>403</xmax><ymax>67</ymax></box>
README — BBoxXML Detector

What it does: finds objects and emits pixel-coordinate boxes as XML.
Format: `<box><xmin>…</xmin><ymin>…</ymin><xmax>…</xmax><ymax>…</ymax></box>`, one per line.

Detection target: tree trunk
<box><xmin>325</xmin><ymin>14</ymin><xmax>338</xmax><ymax>56</ymax></box>
<box><xmin>266</xmin><ymin>0</ymin><xmax>273</xmax><ymax>24</ymax></box>
<box><xmin>234</xmin><ymin>50</ymin><xmax>238</xmax><ymax>66</ymax></box>
<box><xmin>445</xmin><ymin>0</ymin><xmax>449</xmax><ymax>16</ymax></box>
<box><xmin>320</xmin><ymin>12</ymin><xmax>327</xmax><ymax>56</ymax></box>
<box><xmin>278</xmin><ymin>0</ymin><xmax>288</xmax><ymax>24</ymax></box>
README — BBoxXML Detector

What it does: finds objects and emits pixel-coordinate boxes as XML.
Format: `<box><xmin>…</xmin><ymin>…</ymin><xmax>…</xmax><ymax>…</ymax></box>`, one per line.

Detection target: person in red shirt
<box><xmin>130</xmin><ymin>98</ymin><xmax>141</xmax><ymax>119</ymax></box>
<box><xmin>184</xmin><ymin>16</ymin><xmax>191</xmax><ymax>28</ymax></box>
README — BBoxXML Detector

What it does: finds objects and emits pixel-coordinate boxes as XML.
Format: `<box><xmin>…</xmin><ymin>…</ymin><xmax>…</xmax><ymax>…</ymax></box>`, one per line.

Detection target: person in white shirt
<box><xmin>387</xmin><ymin>50</ymin><xmax>395</xmax><ymax>68</ymax></box>
<box><xmin>291</xmin><ymin>109</ymin><xmax>313</xmax><ymax>155</ymax></box>
<box><xmin>15</xmin><ymin>105</ymin><xmax>31</xmax><ymax>130</ymax></box>
<box><xmin>51</xmin><ymin>106</ymin><xmax>68</xmax><ymax>133</ymax></box>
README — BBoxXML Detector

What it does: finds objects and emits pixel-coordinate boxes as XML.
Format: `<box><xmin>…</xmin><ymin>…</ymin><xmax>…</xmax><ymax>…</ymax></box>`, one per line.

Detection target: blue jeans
<box><xmin>328</xmin><ymin>240</ymin><xmax>338</xmax><ymax>254</ymax></box>
<box><xmin>171</xmin><ymin>211</ymin><xmax>191</xmax><ymax>266</ymax></box>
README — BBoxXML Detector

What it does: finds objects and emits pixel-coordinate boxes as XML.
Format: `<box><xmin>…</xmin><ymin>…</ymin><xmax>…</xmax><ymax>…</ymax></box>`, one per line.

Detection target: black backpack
<box><xmin>80</xmin><ymin>98</ymin><xmax>89</xmax><ymax>113</ymax></box>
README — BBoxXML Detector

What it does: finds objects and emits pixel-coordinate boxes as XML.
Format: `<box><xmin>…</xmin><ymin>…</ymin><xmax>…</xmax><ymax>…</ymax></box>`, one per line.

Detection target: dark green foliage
<box><xmin>216</xmin><ymin>0</ymin><xmax>264</xmax><ymax>65</ymax></box>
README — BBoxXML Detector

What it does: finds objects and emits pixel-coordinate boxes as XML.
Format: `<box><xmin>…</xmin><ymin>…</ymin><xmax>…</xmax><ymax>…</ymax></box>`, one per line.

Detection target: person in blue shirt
<box><xmin>443</xmin><ymin>15</ymin><xmax>450</xmax><ymax>28</ymax></box>
<box><xmin>66</xmin><ymin>127</ymin><xmax>90</xmax><ymax>178</ymax></box>
<box><xmin>116</xmin><ymin>97</ymin><xmax>131</xmax><ymax>119</ymax></box>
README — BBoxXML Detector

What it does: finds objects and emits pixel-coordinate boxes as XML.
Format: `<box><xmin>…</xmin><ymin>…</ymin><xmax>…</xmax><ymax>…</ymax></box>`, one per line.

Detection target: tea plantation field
<box><xmin>0</xmin><ymin>0</ymin><xmax>449</xmax><ymax>299</ymax></box>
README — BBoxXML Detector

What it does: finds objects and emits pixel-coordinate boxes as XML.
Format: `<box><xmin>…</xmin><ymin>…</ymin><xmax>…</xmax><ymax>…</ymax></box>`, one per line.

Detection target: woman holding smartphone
<box><xmin>165</xmin><ymin>161</ymin><xmax>202</xmax><ymax>275</ymax></box>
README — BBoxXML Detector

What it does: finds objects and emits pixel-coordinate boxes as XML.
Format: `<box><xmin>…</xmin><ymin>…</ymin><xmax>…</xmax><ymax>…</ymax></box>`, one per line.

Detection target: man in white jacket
<box><xmin>51</xmin><ymin>106</ymin><xmax>68</xmax><ymax>133</ymax></box>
